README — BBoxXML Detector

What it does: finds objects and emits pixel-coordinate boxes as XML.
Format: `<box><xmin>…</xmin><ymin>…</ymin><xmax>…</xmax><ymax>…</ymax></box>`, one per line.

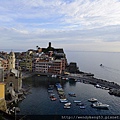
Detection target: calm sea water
<box><xmin>66</xmin><ymin>51</ymin><xmax>120</xmax><ymax>84</ymax></box>
<box><xmin>17</xmin><ymin>52</ymin><xmax>120</xmax><ymax>117</ymax></box>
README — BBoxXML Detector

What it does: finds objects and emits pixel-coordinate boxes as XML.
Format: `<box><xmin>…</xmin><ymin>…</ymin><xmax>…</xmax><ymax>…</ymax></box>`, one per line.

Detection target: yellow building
<box><xmin>0</xmin><ymin>83</ymin><xmax>7</xmax><ymax>111</ymax></box>
<box><xmin>0</xmin><ymin>83</ymin><xmax>5</xmax><ymax>99</ymax></box>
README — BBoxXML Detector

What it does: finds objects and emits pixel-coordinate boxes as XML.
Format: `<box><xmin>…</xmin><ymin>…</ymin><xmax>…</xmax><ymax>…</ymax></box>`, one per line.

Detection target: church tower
<box><xmin>8</xmin><ymin>51</ymin><xmax>15</xmax><ymax>70</ymax></box>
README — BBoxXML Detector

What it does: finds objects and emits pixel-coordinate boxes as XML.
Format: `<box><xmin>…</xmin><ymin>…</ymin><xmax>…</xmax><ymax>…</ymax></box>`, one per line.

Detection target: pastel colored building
<box><xmin>0</xmin><ymin>83</ymin><xmax>7</xmax><ymax>111</ymax></box>
<box><xmin>0</xmin><ymin>83</ymin><xmax>5</xmax><ymax>99</ymax></box>
<box><xmin>34</xmin><ymin>59</ymin><xmax>63</xmax><ymax>75</ymax></box>
<box><xmin>0</xmin><ymin>67</ymin><xmax>4</xmax><ymax>82</ymax></box>
<box><xmin>0</xmin><ymin>58</ymin><xmax>9</xmax><ymax>71</ymax></box>
<box><xmin>19</xmin><ymin>54</ymin><xmax>32</xmax><ymax>71</ymax></box>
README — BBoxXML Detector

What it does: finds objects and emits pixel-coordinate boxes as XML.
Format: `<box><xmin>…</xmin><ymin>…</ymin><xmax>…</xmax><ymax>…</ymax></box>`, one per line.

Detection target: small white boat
<box><xmin>73</xmin><ymin>100</ymin><xmax>81</xmax><ymax>103</ymax></box>
<box><xmin>92</xmin><ymin>102</ymin><xmax>109</xmax><ymax>109</ymax></box>
<box><xmin>64</xmin><ymin>105</ymin><xmax>71</xmax><ymax>109</ymax></box>
<box><xmin>64</xmin><ymin>102</ymin><xmax>71</xmax><ymax>106</ymax></box>
<box><xmin>88</xmin><ymin>98</ymin><xmax>97</xmax><ymax>102</ymax></box>
<box><xmin>60</xmin><ymin>99</ymin><xmax>68</xmax><ymax>103</ymax></box>
<box><xmin>95</xmin><ymin>84</ymin><xmax>101</xmax><ymax>88</ymax></box>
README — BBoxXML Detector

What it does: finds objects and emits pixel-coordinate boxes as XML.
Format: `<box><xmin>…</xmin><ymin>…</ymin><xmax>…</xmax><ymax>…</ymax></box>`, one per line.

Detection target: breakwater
<box><xmin>65</xmin><ymin>73</ymin><xmax>120</xmax><ymax>97</ymax></box>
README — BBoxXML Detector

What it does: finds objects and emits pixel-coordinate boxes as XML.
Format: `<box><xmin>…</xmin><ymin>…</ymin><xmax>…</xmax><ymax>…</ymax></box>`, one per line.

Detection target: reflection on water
<box><xmin>18</xmin><ymin>75</ymin><xmax>120</xmax><ymax>115</ymax></box>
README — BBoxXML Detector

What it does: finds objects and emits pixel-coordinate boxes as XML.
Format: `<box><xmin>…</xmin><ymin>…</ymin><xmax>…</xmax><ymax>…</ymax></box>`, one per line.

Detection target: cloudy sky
<box><xmin>0</xmin><ymin>0</ymin><xmax>120</xmax><ymax>52</ymax></box>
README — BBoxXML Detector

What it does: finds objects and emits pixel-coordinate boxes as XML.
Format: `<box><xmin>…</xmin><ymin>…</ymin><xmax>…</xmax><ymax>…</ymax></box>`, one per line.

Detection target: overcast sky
<box><xmin>0</xmin><ymin>0</ymin><xmax>120</xmax><ymax>52</ymax></box>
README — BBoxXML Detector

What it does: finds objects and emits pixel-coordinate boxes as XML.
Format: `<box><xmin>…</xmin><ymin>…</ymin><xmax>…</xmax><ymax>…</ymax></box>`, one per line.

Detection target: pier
<box><xmin>63</xmin><ymin>73</ymin><xmax>120</xmax><ymax>97</ymax></box>
<box><xmin>64</xmin><ymin>73</ymin><xmax>120</xmax><ymax>89</ymax></box>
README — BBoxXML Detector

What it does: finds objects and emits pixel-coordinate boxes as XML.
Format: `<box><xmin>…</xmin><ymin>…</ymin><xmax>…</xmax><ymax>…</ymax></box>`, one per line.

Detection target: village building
<box><xmin>4</xmin><ymin>69</ymin><xmax>22</xmax><ymax>93</ymax></box>
<box><xmin>0</xmin><ymin>67</ymin><xmax>4</xmax><ymax>82</ymax></box>
<box><xmin>0</xmin><ymin>58</ymin><xmax>9</xmax><ymax>71</ymax></box>
<box><xmin>0</xmin><ymin>83</ymin><xmax>7</xmax><ymax>111</ymax></box>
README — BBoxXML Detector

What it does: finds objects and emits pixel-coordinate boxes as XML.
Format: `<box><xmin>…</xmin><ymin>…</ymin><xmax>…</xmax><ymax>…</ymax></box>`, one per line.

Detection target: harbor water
<box><xmin>17</xmin><ymin>52</ymin><xmax>120</xmax><ymax>116</ymax></box>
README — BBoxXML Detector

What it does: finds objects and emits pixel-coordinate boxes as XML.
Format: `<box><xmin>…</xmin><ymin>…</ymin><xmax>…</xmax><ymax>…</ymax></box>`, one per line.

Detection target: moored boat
<box><xmin>64</xmin><ymin>102</ymin><xmax>71</xmax><ymax>106</ymax></box>
<box><xmin>88</xmin><ymin>98</ymin><xmax>97</xmax><ymax>102</ymax></box>
<box><xmin>73</xmin><ymin>100</ymin><xmax>81</xmax><ymax>103</ymax></box>
<box><xmin>64</xmin><ymin>105</ymin><xmax>70</xmax><ymax>109</ymax></box>
<box><xmin>48</xmin><ymin>90</ymin><xmax>53</xmax><ymax>93</ymax></box>
<box><xmin>95</xmin><ymin>84</ymin><xmax>101</xmax><ymax>88</ymax></box>
<box><xmin>51</xmin><ymin>97</ymin><xmax>57</xmax><ymax>101</ymax></box>
<box><xmin>60</xmin><ymin>99</ymin><xmax>68</xmax><ymax>103</ymax></box>
<box><xmin>79</xmin><ymin>103</ymin><xmax>85</xmax><ymax>109</ymax></box>
<box><xmin>76</xmin><ymin>103</ymin><xmax>83</xmax><ymax>106</ymax></box>
<box><xmin>92</xmin><ymin>102</ymin><xmax>109</xmax><ymax>109</ymax></box>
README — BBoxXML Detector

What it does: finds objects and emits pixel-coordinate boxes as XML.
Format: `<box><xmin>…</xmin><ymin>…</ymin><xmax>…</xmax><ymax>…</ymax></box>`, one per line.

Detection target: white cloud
<box><xmin>0</xmin><ymin>0</ymin><xmax>120</xmax><ymax>52</ymax></box>
<box><xmin>0</xmin><ymin>0</ymin><xmax>120</xmax><ymax>29</ymax></box>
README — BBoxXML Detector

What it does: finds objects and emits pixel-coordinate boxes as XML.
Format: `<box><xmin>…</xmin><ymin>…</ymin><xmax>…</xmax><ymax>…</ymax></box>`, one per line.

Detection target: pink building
<box><xmin>34</xmin><ymin>59</ymin><xmax>63</xmax><ymax>75</ymax></box>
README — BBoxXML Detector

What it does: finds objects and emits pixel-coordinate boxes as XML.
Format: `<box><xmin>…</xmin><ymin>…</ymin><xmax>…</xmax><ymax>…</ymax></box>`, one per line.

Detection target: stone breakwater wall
<box><xmin>67</xmin><ymin>73</ymin><xmax>120</xmax><ymax>97</ymax></box>
<box><xmin>82</xmin><ymin>76</ymin><xmax>120</xmax><ymax>97</ymax></box>
<box><xmin>83</xmin><ymin>76</ymin><xmax>120</xmax><ymax>89</ymax></box>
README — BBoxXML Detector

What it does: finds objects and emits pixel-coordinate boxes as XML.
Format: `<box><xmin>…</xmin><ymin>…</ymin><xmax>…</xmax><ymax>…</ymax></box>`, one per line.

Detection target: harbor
<box><xmin>31</xmin><ymin>71</ymin><xmax>120</xmax><ymax>97</ymax></box>
<box><xmin>17</xmin><ymin>75</ymin><xmax>120</xmax><ymax>116</ymax></box>
<box><xmin>3</xmin><ymin>69</ymin><xmax>120</xmax><ymax>119</ymax></box>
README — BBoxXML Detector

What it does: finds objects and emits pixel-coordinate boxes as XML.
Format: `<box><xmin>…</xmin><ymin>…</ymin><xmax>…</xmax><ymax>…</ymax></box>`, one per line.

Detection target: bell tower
<box><xmin>8</xmin><ymin>51</ymin><xmax>15</xmax><ymax>70</ymax></box>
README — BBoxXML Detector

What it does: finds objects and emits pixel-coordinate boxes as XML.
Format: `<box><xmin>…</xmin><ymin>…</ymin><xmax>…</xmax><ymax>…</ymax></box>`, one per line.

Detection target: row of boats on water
<box><xmin>47</xmin><ymin>83</ymin><xmax>109</xmax><ymax>109</ymax></box>
<box><xmin>95</xmin><ymin>84</ymin><xmax>110</xmax><ymax>90</ymax></box>
<box><xmin>88</xmin><ymin>98</ymin><xmax>109</xmax><ymax>109</ymax></box>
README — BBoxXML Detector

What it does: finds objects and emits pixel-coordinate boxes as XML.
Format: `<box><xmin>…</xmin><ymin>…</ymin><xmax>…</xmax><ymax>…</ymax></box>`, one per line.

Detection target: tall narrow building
<box><xmin>8</xmin><ymin>51</ymin><xmax>15</xmax><ymax>70</ymax></box>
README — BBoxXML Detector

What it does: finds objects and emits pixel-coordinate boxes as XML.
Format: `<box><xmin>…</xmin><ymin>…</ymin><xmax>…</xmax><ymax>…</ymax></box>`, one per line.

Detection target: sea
<box><xmin>17</xmin><ymin>51</ymin><xmax>120</xmax><ymax>119</ymax></box>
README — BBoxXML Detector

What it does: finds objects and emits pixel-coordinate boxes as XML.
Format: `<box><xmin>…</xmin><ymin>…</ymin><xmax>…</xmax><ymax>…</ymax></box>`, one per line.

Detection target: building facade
<box><xmin>0</xmin><ymin>83</ymin><xmax>7</xmax><ymax>111</ymax></box>
<box><xmin>0</xmin><ymin>67</ymin><xmax>4</xmax><ymax>82</ymax></box>
<box><xmin>0</xmin><ymin>83</ymin><xmax>5</xmax><ymax>99</ymax></box>
<box><xmin>4</xmin><ymin>69</ymin><xmax>22</xmax><ymax>92</ymax></box>
<box><xmin>0</xmin><ymin>58</ymin><xmax>9</xmax><ymax>71</ymax></box>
